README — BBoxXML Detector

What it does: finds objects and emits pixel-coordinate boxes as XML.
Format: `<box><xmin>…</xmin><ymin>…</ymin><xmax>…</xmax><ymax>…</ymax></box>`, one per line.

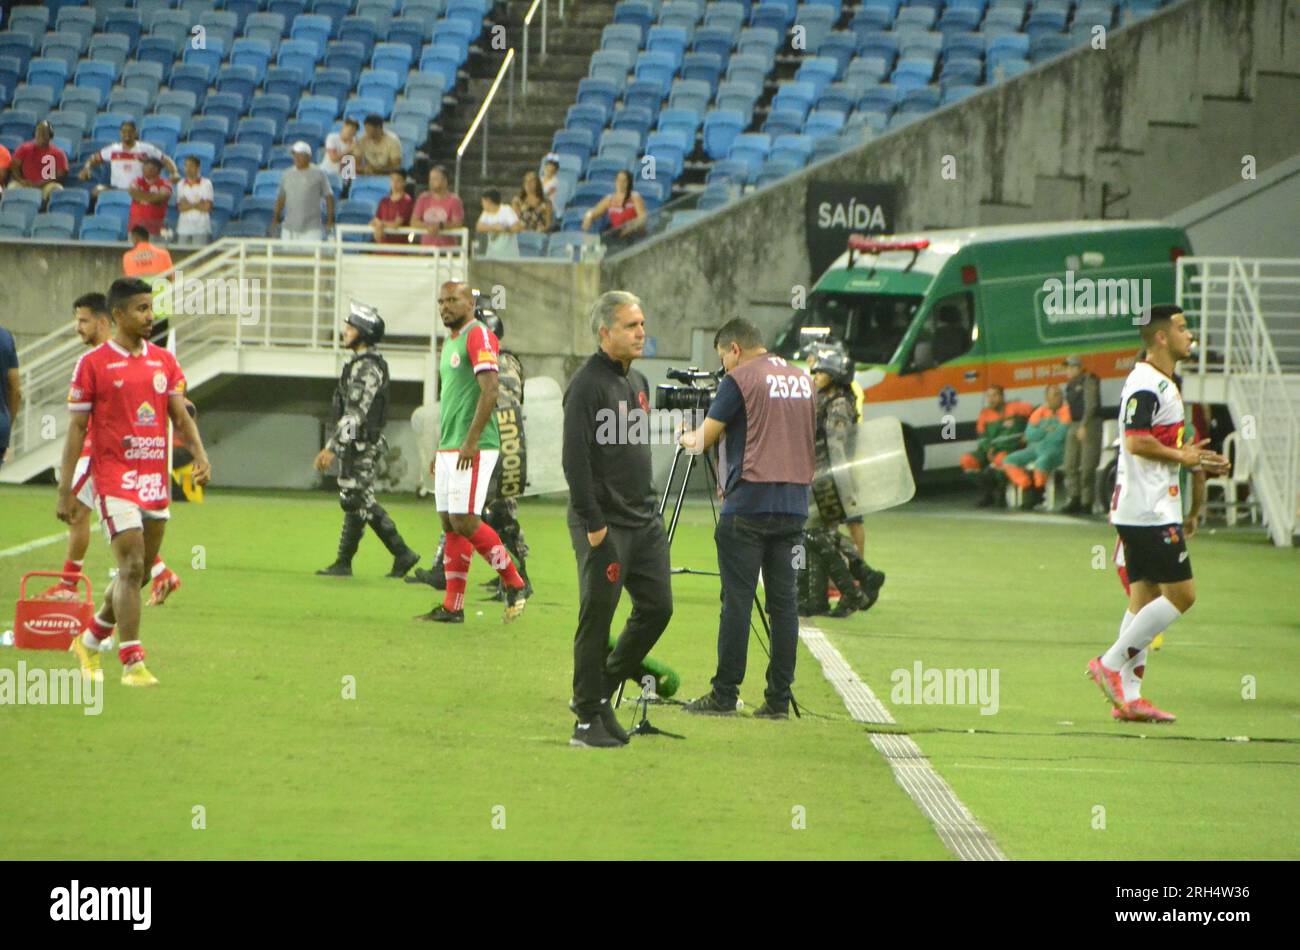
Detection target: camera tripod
<box><xmin>648</xmin><ymin>439</ymin><xmax>802</xmax><ymax>719</ymax></box>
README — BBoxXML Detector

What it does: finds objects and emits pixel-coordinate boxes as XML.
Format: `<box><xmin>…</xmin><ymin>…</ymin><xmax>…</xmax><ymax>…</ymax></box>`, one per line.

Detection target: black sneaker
<box><xmin>316</xmin><ymin>562</ymin><xmax>352</xmax><ymax>577</ymax></box>
<box><xmin>753</xmin><ymin>702</ymin><xmax>789</xmax><ymax>720</ymax></box>
<box><xmin>682</xmin><ymin>691</ymin><xmax>737</xmax><ymax>715</ymax></box>
<box><xmin>598</xmin><ymin>701</ymin><xmax>631</xmax><ymax>744</ymax></box>
<box><xmin>387</xmin><ymin>549</ymin><xmax>421</xmax><ymax>578</ymax></box>
<box><xmin>404</xmin><ymin>566</ymin><xmax>446</xmax><ymax>589</ymax></box>
<box><xmin>1059</xmin><ymin>498</ymin><xmax>1083</xmax><ymax>515</ymax></box>
<box><xmin>570</xmin><ymin>715</ymin><xmax>624</xmax><ymax>748</ymax></box>
<box><xmin>414</xmin><ymin>605</ymin><xmax>463</xmax><ymax>623</ymax></box>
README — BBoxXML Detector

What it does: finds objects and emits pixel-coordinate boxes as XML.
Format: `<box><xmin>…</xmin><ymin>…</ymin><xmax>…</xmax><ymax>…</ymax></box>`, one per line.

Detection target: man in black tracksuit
<box><xmin>562</xmin><ymin>290</ymin><xmax>673</xmax><ymax>749</ymax></box>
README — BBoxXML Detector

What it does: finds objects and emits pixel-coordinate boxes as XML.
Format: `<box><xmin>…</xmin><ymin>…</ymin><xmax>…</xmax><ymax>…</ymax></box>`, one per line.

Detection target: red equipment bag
<box><xmin>13</xmin><ymin>571</ymin><xmax>95</xmax><ymax>651</ymax></box>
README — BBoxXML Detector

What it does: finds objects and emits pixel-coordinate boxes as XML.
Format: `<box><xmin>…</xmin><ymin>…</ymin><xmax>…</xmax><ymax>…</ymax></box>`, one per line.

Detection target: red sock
<box><xmin>118</xmin><ymin>640</ymin><xmax>145</xmax><ymax>667</ymax></box>
<box><xmin>442</xmin><ymin>533</ymin><xmax>473</xmax><ymax>611</ymax></box>
<box><xmin>61</xmin><ymin>559</ymin><xmax>82</xmax><ymax>588</ymax></box>
<box><xmin>469</xmin><ymin>523</ymin><xmax>524</xmax><ymax>589</ymax></box>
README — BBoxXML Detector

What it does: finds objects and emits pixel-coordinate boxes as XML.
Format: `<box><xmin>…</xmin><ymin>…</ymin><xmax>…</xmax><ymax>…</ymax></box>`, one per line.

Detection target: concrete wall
<box><xmin>0</xmin><ymin>240</ymin><xmax>200</xmax><ymax>351</ymax></box>
<box><xmin>1171</xmin><ymin>152</ymin><xmax>1300</xmax><ymax>257</ymax></box>
<box><xmin>603</xmin><ymin>0</ymin><xmax>1300</xmax><ymax>355</ymax></box>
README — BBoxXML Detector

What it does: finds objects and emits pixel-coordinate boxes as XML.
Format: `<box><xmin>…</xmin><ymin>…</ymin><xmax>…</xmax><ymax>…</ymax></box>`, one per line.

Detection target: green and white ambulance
<box><xmin>772</xmin><ymin>220</ymin><xmax>1193</xmax><ymax>474</ymax></box>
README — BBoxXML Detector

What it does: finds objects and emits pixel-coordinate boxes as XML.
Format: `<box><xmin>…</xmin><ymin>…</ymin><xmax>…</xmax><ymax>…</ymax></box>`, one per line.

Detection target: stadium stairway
<box><xmin>420</xmin><ymin>0</ymin><xmax>616</xmax><ymax>211</ymax></box>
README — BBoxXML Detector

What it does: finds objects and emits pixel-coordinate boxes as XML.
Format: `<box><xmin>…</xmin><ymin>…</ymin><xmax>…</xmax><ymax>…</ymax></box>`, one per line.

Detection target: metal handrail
<box><xmin>455</xmin><ymin>47</ymin><xmax>516</xmax><ymax>195</ymax></box>
<box><xmin>521</xmin><ymin>0</ymin><xmax>548</xmax><ymax>95</ymax></box>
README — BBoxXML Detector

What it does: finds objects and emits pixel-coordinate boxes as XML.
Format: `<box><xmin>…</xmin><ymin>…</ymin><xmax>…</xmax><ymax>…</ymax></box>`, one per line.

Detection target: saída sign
<box><xmin>807</xmin><ymin>183</ymin><xmax>898</xmax><ymax>277</ymax></box>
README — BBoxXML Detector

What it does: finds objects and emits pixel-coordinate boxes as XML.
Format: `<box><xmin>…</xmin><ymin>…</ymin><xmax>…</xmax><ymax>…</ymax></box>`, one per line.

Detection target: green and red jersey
<box><xmin>438</xmin><ymin>319</ymin><xmax>500</xmax><ymax>451</ymax></box>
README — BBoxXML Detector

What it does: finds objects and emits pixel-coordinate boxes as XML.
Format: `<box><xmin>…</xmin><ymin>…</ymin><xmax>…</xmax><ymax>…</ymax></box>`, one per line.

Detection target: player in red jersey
<box><xmin>57</xmin><ymin>278</ymin><xmax>211</xmax><ymax>687</ymax></box>
<box><xmin>42</xmin><ymin>293</ymin><xmax>184</xmax><ymax>611</ymax></box>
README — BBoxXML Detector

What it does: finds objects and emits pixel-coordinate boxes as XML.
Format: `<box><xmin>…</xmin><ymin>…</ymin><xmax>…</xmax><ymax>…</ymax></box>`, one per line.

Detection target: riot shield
<box><xmin>520</xmin><ymin>376</ymin><xmax>567</xmax><ymax>497</ymax></box>
<box><xmin>812</xmin><ymin>415</ymin><xmax>915</xmax><ymax>519</ymax></box>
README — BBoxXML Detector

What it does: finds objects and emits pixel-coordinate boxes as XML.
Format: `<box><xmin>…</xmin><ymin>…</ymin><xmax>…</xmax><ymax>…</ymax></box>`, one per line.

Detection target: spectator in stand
<box><xmin>512</xmin><ymin>170</ymin><xmax>553</xmax><ymax>233</ymax></box>
<box><xmin>370</xmin><ymin>171</ymin><xmax>413</xmax><ymax>244</ymax></box>
<box><xmin>272</xmin><ymin>142</ymin><xmax>335</xmax><ymax>242</ymax></box>
<box><xmin>1059</xmin><ymin>354</ymin><xmax>1103</xmax><ymax>515</ymax></box>
<box><xmin>960</xmin><ymin>385</ymin><xmax>1034</xmax><ymax>508</ymax></box>
<box><xmin>581</xmin><ymin>170</ymin><xmax>646</xmax><ymax>249</ymax></box>
<box><xmin>79</xmin><ymin>120</ymin><xmax>177</xmax><ymax>197</ymax></box>
<box><xmin>475</xmin><ymin>188</ymin><xmax>521</xmax><ymax>235</ymax></box>
<box><xmin>127</xmin><ymin>156</ymin><xmax>173</xmax><ymax>236</ymax></box>
<box><xmin>355</xmin><ymin>114</ymin><xmax>402</xmax><ymax>177</ymax></box>
<box><xmin>321</xmin><ymin>118</ymin><xmax>360</xmax><ymax>177</ymax></box>
<box><xmin>0</xmin><ymin>143</ymin><xmax>10</xmax><ymax>191</ymax></box>
<box><xmin>123</xmin><ymin>225</ymin><xmax>174</xmax><ymax>278</ymax></box>
<box><xmin>411</xmin><ymin>165</ymin><xmax>464</xmax><ymax>247</ymax></box>
<box><xmin>476</xmin><ymin>188</ymin><xmax>521</xmax><ymax>258</ymax></box>
<box><xmin>9</xmin><ymin>121</ymin><xmax>69</xmax><ymax>207</ymax></box>
<box><xmin>1002</xmin><ymin>383</ymin><xmax>1072</xmax><ymax>510</ymax></box>
<box><xmin>173</xmin><ymin>155</ymin><xmax>214</xmax><ymax>246</ymax></box>
<box><xmin>539</xmin><ymin>153</ymin><xmax>561</xmax><ymax>203</ymax></box>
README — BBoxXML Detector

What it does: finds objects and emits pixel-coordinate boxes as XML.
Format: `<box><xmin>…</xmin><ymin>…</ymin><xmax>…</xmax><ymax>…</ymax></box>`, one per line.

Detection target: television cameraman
<box><xmin>562</xmin><ymin>291</ymin><xmax>673</xmax><ymax>748</ymax></box>
<box><xmin>680</xmin><ymin>318</ymin><xmax>816</xmax><ymax>719</ymax></box>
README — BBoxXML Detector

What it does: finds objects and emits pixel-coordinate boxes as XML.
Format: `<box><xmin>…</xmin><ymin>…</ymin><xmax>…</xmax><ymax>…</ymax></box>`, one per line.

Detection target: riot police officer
<box><xmin>799</xmin><ymin>344</ymin><xmax>886</xmax><ymax>617</ymax></box>
<box><xmin>315</xmin><ymin>302</ymin><xmax>421</xmax><ymax>578</ymax></box>
<box><xmin>406</xmin><ymin>301</ymin><xmax>533</xmax><ymax>597</ymax></box>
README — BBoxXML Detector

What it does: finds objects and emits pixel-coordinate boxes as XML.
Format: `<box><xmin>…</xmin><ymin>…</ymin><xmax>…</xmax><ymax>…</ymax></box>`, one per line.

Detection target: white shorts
<box><xmin>96</xmin><ymin>494</ymin><xmax>170</xmax><ymax>540</ymax></box>
<box><xmin>434</xmin><ymin>449</ymin><xmax>498</xmax><ymax>515</ymax></box>
<box><xmin>73</xmin><ymin>457</ymin><xmax>96</xmax><ymax>509</ymax></box>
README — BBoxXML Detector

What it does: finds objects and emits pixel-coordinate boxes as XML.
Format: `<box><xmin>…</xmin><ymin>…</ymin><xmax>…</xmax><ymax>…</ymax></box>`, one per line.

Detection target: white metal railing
<box><xmin>5</xmin><ymin>232</ymin><xmax>468</xmax><ymax>478</ymax></box>
<box><xmin>455</xmin><ymin>48</ymin><xmax>516</xmax><ymax>195</ymax></box>
<box><xmin>520</xmin><ymin>0</ymin><xmax>549</xmax><ymax>95</ymax></box>
<box><xmin>1177</xmin><ymin>256</ymin><xmax>1300</xmax><ymax>546</ymax></box>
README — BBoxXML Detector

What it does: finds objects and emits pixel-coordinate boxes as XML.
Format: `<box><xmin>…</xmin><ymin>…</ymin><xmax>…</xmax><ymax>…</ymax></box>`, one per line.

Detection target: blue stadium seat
<box><xmin>236</xmin><ymin>117</ymin><xmax>278</xmax><ymax>160</ymax></box>
<box><xmin>0</xmin><ymin>35</ymin><xmax>35</xmax><ymax>77</ymax></box>
<box><xmin>47</xmin><ymin>189</ymin><xmax>90</xmax><ymax>231</ymax></box>
<box><xmin>769</xmin><ymin>132</ymin><xmax>813</xmax><ymax>167</ymax></box>
<box><xmin>611</xmin><ymin>105</ymin><xmax>654</xmax><ymax>147</ymax></box>
<box><xmin>246</xmin><ymin>12</ymin><xmax>288</xmax><ymax>50</ymax></box>
<box><xmin>102</xmin><ymin>11</ymin><xmax>142</xmax><ymax>52</ymax></box>
<box><xmin>1</xmin><ymin>189</ymin><xmax>42</xmax><ymax>228</ymax></box>
<box><xmin>576</xmin><ymin>78</ymin><xmax>618</xmax><ymax>115</ymax></box>
<box><xmin>79</xmin><ymin>212</ymin><xmax>125</xmax><ymax>242</ymax></box>
<box><xmin>210</xmin><ymin>167</ymin><xmax>251</xmax><ymax>198</ymax></box>
<box><xmin>182</xmin><ymin>42</ymin><xmax>225</xmax><ymax>84</ymax></box>
<box><xmin>692</xmin><ymin>26</ymin><xmax>733</xmax><ymax>67</ymax></box>
<box><xmin>704</xmin><ymin>157</ymin><xmax>748</xmax><ymax>186</ymax></box>
<box><xmin>0</xmin><ymin>108</ymin><xmax>37</xmax><ymax>140</ymax></box>
<box><xmin>858</xmin><ymin>84</ymin><xmax>900</xmax><ymax>114</ymax></box>
<box><xmin>167</xmin><ymin>64</ymin><xmax>209</xmax><ymax>109</ymax></box>
<box><xmin>92</xmin><ymin>190</ymin><xmax>132</xmax><ymax>230</ymax></box>
<box><xmin>802</xmin><ymin>109</ymin><xmax>844</xmax><ymax>140</ymax></box>
<box><xmin>614</xmin><ymin>1</ymin><xmax>655</xmax><ymax>42</ymax></box>
<box><xmin>750</xmin><ymin>3</ymin><xmax>794</xmax><ymax>35</ymax></box>
<box><xmin>680</xmin><ymin>51</ymin><xmax>723</xmax><ymax>93</ymax></box>
<box><xmin>252</xmin><ymin>169</ymin><xmax>284</xmax><ymax>199</ymax></box>
<box><xmin>1029</xmin><ymin>33</ymin><xmax>1072</xmax><ymax>63</ymax></box>
<box><xmin>311</xmin><ymin>68</ymin><xmax>352</xmax><ymax>105</ymax></box>
<box><xmin>298</xmin><ymin>93</ymin><xmax>340</xmax><ymax>127</ymax></box>
<box><xmin>291</xmin><ymin>14</ymin><xmax>333</xmax><ymax>58</ymax></box>
<box><xmin>279</xmin><ymin>39</ymin><xmax>321</xmax><ymax>82</ymax></box>
<box><xmin>705</xmin><ymin>2</ymin><xmax>746</xmax><ymax>36</ymax></box>
<box><xmin>702</xmin><ymin>108</ymin><xmax>744</xmax><ymax>160</ymax></box>
<box><xmin>88</xmin><ymin>33</ymin><xmax>130</xmax><ymax>73</ymax></box>
<box><xmin>45</xmin><ymin>108</ymin><xmax>88</xmax><ymax>143</ymax></box>
<box><xmin>755</xmin><ymin>157</ymin><xmax>799</xmax><ymax>188</ymax></box>
<box><xmin>30</xmin><ymin>210</ymin><xmax>75</xmax><ymax>239</ymax></box>
<box><xmin>222</xmin><ymin>143</ymin><xmax>264</xmax><ymax>182</ymax></box>
<box><xmin>95</xmin><ymin>110</ymin><xmax>137</xmax><ymax>142</ymax></box>
<box><xmin>761</xmin><ymin>109</ymin><xmax>803</xmax><ymax>138</ymax></box>
<box><xmin>772</xmin><ymin>80</ymin><xmax>817</xmax><ymax>119</ymax></box>
<box><xmin>940</xmin><ymin>59</ymin><xmax>982</xmax><ymax>87</ymax></box>
<box><xmin>11</xmin><ymin>85</ymin><xmax>55</xmax><ymax>116</ymax></box>
<box><xmin>338</xmin><ymin>16</ymin><xmax>378</xmax><ymax>52</ymax></box>
<box><xmin>25</xmin><ymin>58</ymin><xmax>69</xmax><ymax>102</ymax></box>
<box><xmin>251</xmin><ymin>92</ymin><xmax>294</xmax><ymax>128</ymax></box>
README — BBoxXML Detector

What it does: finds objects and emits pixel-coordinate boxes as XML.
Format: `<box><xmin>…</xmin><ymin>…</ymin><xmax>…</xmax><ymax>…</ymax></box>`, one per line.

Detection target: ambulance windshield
<box><xmin>773</xmin><ymin>291</ymin><xmax>922</xmax><ymax>365</ymax></box>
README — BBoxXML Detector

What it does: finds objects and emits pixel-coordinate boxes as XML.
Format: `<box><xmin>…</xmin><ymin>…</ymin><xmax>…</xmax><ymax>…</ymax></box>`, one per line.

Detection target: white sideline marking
<box><xmin>0</xmin><ymin>533</ymin><xmax>65</xmax><ymax>559</ymax></box>
<box><xmin>799</xmin><ymin>623</ymin><xmax>1008</xmax><ymax>861</ymax></box>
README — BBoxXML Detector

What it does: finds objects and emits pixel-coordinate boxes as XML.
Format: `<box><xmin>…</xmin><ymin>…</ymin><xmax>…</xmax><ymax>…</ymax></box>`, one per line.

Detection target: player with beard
<box><xmin>61</xmin><ymin>278</ymin><xmax>211</xmax><ymax>686</ymax></box>
<box><xmin>415</xmin><ymin>282</ymin><xmax>527</xmax><ymax>624</ymax></box>
<box><xmin>1087</xmin><ymin>305</ymin><xmax>1229</xmax><ymax>723</ymax></box>
<box><xmin>43</xmin><ymin>293</ymin><xmax>183</xmax><ymax>610</ymax></box>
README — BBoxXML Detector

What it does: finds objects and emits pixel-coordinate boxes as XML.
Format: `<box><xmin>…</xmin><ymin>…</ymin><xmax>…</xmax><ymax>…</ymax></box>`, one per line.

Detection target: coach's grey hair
<box><xmin>589</xmin><ymin>290</ymin><xmax>642</xmax><ymax>341</ymax></box>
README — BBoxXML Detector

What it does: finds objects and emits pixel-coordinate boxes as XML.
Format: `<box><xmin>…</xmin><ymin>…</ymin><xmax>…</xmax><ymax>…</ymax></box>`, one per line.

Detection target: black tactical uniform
<box><xmin>318</xmin><ymin>303</ymin><xmax>420</xmax><ymax>578</ymax></box>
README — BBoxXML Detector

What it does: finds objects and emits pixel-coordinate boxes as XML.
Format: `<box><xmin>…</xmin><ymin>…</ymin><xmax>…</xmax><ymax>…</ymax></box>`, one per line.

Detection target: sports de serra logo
<box><xmin>153</xmin><ymin>371</ymin><xmax>168</xmax><ymax>393</ymax></box>
<box><xmin>450</xmin><ymin>352</ymin><xmax>461</xmax><ymax>368</ymax></box>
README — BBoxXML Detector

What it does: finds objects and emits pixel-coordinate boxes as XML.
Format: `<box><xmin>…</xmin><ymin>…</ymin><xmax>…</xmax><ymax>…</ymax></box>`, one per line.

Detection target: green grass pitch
<box><xmin>1</xmin><ymin>485</ymin><xmax>1296</xmax><ymax>859</ymax></box>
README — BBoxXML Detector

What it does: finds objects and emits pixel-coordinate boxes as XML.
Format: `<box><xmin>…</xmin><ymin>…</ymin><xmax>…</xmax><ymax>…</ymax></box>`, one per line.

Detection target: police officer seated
<box><xmin>314</xmin><ymin>302</ymin><xmax>420</xmax><ymax>578</ymax></box>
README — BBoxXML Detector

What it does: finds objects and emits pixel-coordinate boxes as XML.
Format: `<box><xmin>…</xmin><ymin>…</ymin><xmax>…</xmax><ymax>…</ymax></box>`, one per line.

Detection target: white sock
<box><xmin>1099</xmin><ymin>610</ymin><xmax>1135</xmax><ymax>669</ymax></box>
<box><xmin>150</xmin><ymin>559</ymin><xmax>167</xmax><ymax>579</ymax></box>
<box><xmin>1103</xmin><ymin>597</ymin><xmax>1181</xmax><ymax>670</ymax></box>
<box><xmin>1121</xmin><ymin>647</ymin><xmax>1148</xmax><ymax>702</ymax></box>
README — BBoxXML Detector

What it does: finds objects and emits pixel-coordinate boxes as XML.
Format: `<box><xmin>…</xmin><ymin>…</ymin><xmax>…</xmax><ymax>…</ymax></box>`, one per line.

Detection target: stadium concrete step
<box><xmin>420</xmin><ymin>0</ymin><xmax>615</xmax><ymax>210</ymax></box>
